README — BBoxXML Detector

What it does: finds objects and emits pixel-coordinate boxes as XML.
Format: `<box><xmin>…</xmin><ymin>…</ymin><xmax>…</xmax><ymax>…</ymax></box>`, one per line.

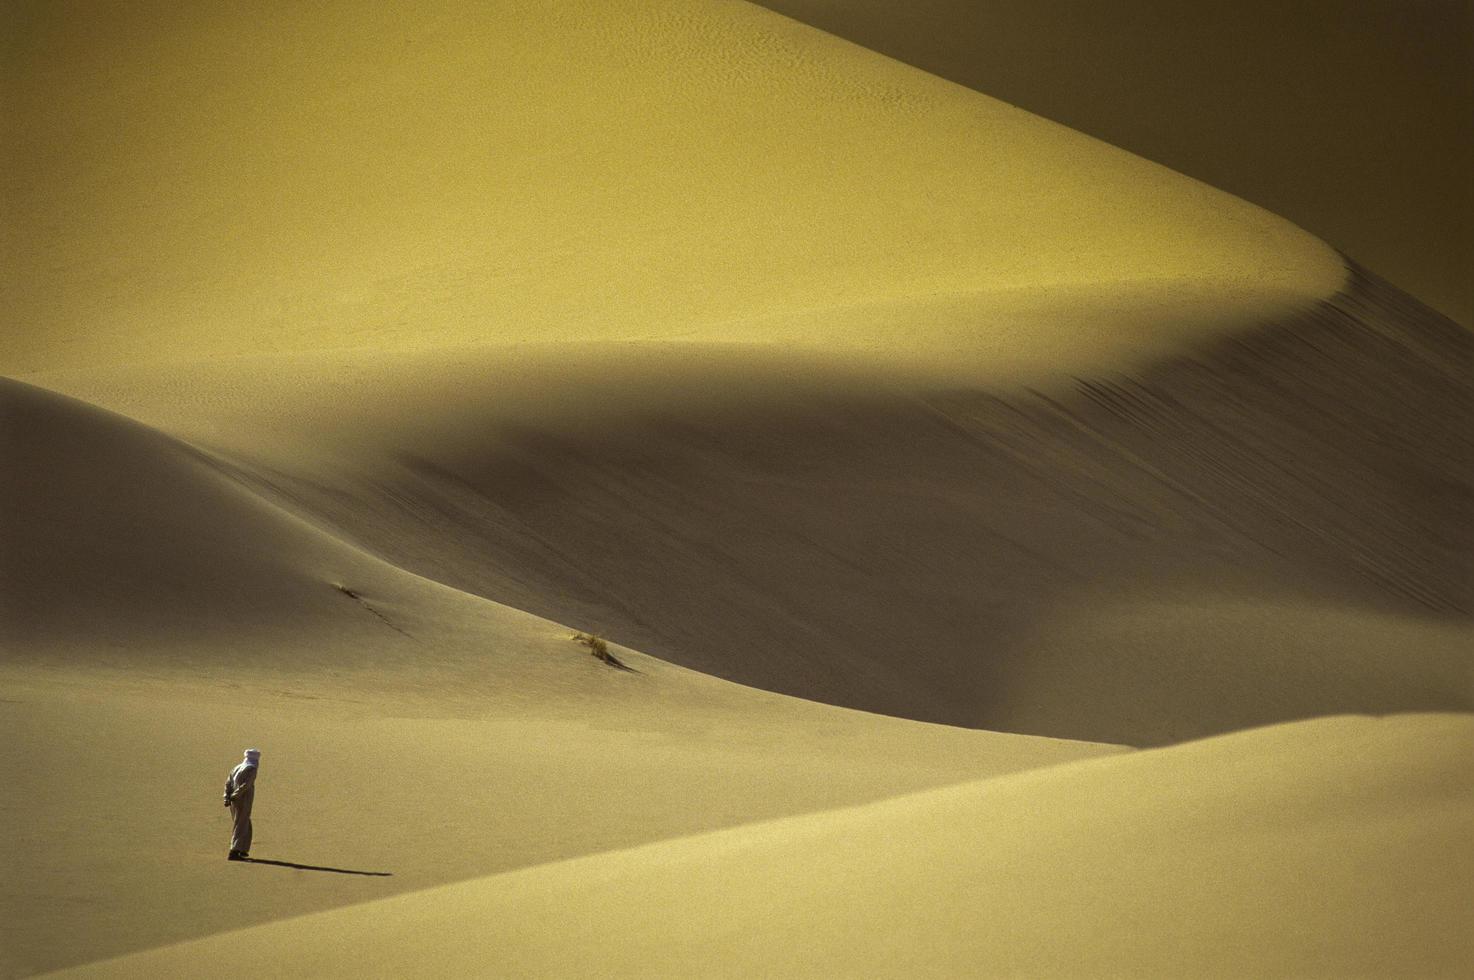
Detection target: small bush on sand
<box><xmin>574</xmin><ymin>632</ymin><xmax>630</xmax><ymax>671</ymax></box>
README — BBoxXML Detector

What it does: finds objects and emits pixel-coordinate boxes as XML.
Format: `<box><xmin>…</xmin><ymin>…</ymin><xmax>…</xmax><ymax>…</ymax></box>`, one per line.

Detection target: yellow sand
<box><xmin>2</xmin><ymin>1</ymin><xmax>1464</xmax><ymax>978</ymax></box>
<box><xmin>750</xmin><ymin>0</ymin><xmax>1474</xmax><ymax>327</ymax></box>
<box><xmin>3</xmin><ymin>0</ymin><xmax>1341</xmax><ymax>377</ymax></box>
<box><xmin>17</xmin><ymin>332</ymin><xmax>1470</xmax><ymax>744</ymax></box>
<box><xmin>0</xmin><ymin>378</ymin><xmax>1121</xmax><ymax>976</ymax></box>
<box><xmin>60</xmin><ymin>714</ymin><xmax>1474</xmax><ymax>979</ymax></box>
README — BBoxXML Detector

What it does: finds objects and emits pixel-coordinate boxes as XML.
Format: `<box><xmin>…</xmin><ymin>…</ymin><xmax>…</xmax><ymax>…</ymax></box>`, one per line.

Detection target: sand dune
<box><xmin>2</xmin><ymin>668</ymin><xmax>1117</xmax><ymax>977</ymax></box>
<box><xmin>3</xmin><ymin>0</ymin><xmax>1340</xmax><ymax>375</ymax></box>
<box><xmin>22</xmin><ymin>265</ymin><xmax>1471</xmax><ymax>744</ymax></box>
<box><xmin>1</xmin><ymin>376</ymin><xmax>1120</xmax><ymax>976</ymax></box>
<box><xmin>1</xmin><ymin>376</ymin><xmax>414</xmax><ymax>669</ymax></box>
<box><xmin>60</xmin><ymin>713</ymin><xmax>1474</xmax><ymax>979</ymax></box>
<box><xmin>751</xmin><ymin>0</ymin><xmax>1474</xmax><ymax>328</ymax></box>
<box><xmin>3</xmin><ymin>0</ymin><xmax>1469</xmax><ymax>976</ymax></box>
<box><xmin>7</xmin><ymin>277</ymin><xmax>1467</xmax><ymax>974</ymax></box>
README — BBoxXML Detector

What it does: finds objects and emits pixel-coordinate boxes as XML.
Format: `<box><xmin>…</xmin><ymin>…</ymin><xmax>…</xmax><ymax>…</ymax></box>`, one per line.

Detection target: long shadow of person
<box><xmin>241</xmin><ymin>857</ymin><xmax>392</xmax><ymax>877</ymax></box>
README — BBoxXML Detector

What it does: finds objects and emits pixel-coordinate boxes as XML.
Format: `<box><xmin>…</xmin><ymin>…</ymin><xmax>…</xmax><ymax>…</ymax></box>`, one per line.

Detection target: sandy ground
<box><xmin>60</xmin><ymin>713</ymin><xmax>1474</xmax><ymax>979</ymax></box>
<box><xmin>1</xmin><ymin>661</ymin><xmax>1118</xmax><ymax>976</ymax></box>
<box><xmin>3</xmin><ymin>0</ymin><xmax>1470</xmax><ymax>976</ymax></box>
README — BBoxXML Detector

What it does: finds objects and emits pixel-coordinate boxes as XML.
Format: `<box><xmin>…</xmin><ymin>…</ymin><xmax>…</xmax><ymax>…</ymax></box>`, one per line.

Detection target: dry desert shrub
<box><xmin>573</xmin><ymin>632</ymin><xmax>631</xmax><ymax>671</ymax></box>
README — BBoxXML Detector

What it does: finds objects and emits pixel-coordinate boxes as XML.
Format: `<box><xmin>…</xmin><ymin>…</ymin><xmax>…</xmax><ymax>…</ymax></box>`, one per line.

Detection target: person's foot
<box><xmin>228</xmin><ymin>850</ymin><xmax>248</xmax><ymax>861</ymax></box>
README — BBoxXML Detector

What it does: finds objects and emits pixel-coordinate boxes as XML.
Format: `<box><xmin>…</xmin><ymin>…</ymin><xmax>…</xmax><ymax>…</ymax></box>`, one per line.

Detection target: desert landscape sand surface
<box><xmin>63</xmin><ymin>714</ymin><xmax>1474</xmax><ymax>979</ymax></box>
<box><xmin>3</xmin><ymin>0</ymin><xmax>1471</xmax><ymax>977</ymax></box>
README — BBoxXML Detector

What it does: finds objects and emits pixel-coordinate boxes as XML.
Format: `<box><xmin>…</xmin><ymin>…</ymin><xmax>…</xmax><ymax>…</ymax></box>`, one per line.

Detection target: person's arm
<box><xmin>224</xmin><ymin>770</ymin><xmax>235</xmax><ymax>805</ymax></box>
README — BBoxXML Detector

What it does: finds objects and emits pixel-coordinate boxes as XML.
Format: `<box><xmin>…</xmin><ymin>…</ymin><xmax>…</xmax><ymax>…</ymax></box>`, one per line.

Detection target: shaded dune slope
<box><xmin>66</xmin><ymin>713</ymin><xmax>1474</xmax><ymax>979</ymax></box>
<box><xmin>43</xmin><ymin>262</ymin><xmax>1465</xmax><ymax>746</ymax></box>
<box><xmin>1</xmin><ymin>377</ymin><xmax>403</xmax><ymax>667</ymax></box>
<box><xmin>6</xmin><ymin>0</ymin><xmax>1384</xmax><ymax>748</ymax></box>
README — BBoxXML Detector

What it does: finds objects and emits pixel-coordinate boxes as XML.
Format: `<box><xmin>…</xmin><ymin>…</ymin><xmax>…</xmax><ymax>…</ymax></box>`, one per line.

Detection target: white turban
<box><xmin>244</xmin><ymin>748</ymin><xmax>261</xmax><ymax>766</ymax></box>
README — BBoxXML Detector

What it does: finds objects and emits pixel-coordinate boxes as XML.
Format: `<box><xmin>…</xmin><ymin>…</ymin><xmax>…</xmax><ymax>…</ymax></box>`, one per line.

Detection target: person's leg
<box><xmin>230</xmin><ymin>795</ymin><xmax>253</xmax><ymax>856</ymax></box>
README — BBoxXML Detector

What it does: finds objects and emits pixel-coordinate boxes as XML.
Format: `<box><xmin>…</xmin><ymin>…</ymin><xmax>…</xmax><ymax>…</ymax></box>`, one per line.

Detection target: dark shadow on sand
<box><xmin>243</xmin><ymin>857</ymin><xmax>392</xmax><ymax>877</ymax></box>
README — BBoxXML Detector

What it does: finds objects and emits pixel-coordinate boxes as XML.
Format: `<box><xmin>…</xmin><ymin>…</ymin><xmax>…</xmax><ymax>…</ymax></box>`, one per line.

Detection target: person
<box><xmin>223</xmin><ymin>748</ymin><xmax>261</xmax><ymax>861</ymax></box>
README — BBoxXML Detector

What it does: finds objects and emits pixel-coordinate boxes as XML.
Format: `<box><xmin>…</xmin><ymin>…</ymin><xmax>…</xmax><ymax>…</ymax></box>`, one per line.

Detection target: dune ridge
<box><xmin>749</xmin><ymin>0</ymin><xmax>1474</xmax><ymax>328</ymax></box>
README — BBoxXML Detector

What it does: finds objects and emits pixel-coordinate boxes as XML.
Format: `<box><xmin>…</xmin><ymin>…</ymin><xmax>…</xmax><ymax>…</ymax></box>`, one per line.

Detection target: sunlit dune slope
<box><xmin>1</xmin><ymin>673</ymin><xmax>1115</xmax><ymax>978</ymax></box>
<box><xmin>3</xmin><ymin>0</ymin><xmax>1341</xmax><ymax>377</ymax></box>
<box><xmin>65</xmin><ymin>713</ymin><xmax>1474</xmax><ymax>979</ymax></box>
